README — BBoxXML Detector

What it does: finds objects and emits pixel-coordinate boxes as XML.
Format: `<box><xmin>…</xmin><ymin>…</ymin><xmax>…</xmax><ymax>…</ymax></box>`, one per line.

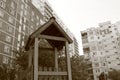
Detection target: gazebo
<box><xmin>25</xmin><ymin>17</ymin><xmax>73</xmax><ymax>80</ymax></box>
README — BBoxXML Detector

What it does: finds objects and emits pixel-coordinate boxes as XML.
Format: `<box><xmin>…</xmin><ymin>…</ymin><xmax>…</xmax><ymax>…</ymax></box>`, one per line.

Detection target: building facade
<box><xmin>32</xmin><ymin>0</ymin><xmax>53</xmax><ymax>22</ymax></box>
<box><xmin>81</xmin><ymin>30</ymin><xmax>94</xmax><ymax>79</ymax></box>
<box><xmin>73</xmin><ymin>37</ymin><xmax>79</xmax><ymax>55</ymax></box>
<box><xmin>0</xmin><ymin>0</ymin><xmax>44</xmax><ymax>66</ymax></box>
<box><xmin>81</xmin><ymin>21</ymin><xmax>120</xmax><ymax>80</ymax></box>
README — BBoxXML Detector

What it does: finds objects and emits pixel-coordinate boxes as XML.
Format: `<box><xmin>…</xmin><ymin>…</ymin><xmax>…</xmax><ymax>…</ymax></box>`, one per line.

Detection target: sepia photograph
<box><xmin>0</xmin><ymin>0</ymin><xmax>120</xmax><ymax>80</ymax></box>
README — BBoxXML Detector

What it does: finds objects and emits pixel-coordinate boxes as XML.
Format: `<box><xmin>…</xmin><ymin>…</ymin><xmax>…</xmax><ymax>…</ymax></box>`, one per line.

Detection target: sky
<box><xmin>47</xmin><ymin>0</ymin><xmax>120</xmax><ymax>55</ymax></box>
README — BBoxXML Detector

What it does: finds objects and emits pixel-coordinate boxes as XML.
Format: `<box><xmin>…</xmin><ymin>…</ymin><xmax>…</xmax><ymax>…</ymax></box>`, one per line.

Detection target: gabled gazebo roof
<box><xmin>25</xmin><ymin>17</ymin><xmax>73</xmax><ymax>50</ymax></box>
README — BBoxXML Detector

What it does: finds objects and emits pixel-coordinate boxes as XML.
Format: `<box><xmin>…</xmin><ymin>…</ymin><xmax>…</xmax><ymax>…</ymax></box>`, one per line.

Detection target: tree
<box><xmin>13</xmin><ymin>48</ymin><xmax>28</xmax><ymax>70</ymax></box>
<box><xmin>99</xmin><ymin>72</ymin><xmax>107</xmax><ymax>80</ymax></box>
<box><xmin>13</xmin><ymin>48</ymin><xmax>30</xmax><ymax>80</ymax></box>
<box><xmin>108</xmin><ymin>69</ymin><xmax>120</xmax><ymax>80</ymax></box>
<box><xmin>0</xmin><ymin>64</ymin><xmax>8</xmax><ymax>80</ymax></box>
<box><xmin>71</xmin><ymin>55</ymin><xmax>89</xmax><ymax>80</ymax></box>
<box><xmin>39</xmin><ymin>49</ymin><xmax>55</xmax><ymax>67</ymax></box>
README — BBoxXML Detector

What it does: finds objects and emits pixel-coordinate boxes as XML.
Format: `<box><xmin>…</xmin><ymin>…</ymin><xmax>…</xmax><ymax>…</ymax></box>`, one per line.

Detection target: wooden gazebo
<box><xmin>25</xmin><ymin>17</ymin><xmax>73</xmax><ymax>80</ymax></box>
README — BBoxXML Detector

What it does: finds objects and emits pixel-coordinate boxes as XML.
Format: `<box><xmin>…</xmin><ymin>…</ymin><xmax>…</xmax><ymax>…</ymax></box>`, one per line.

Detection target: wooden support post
<box><xmin>28</xmin><ymin>47</ymin><xmax>33</xmax><ymax>80</ymax></box>
<box><xmin>28</xmin><ymin>47</ymin><xmax>32</xmax><ymax>67</ymax></box>
<box><xmin>55</xmin><ymin>48</ymin><xmax>58</xmax><ymax>71</ymax></box>
<box><xmin>55</xmin><ymin>47</ymin><xmax>59</xmax><ymax>80</ymax></box>
<box><xmin>65</xmin><ymin>42</ymin><xmax>72</xmax><ymax>80</ymax></box>
<box><xmin>34</xmin><ymin>38</ymin><xmax>39</xmax><ymax>80</ymax></box>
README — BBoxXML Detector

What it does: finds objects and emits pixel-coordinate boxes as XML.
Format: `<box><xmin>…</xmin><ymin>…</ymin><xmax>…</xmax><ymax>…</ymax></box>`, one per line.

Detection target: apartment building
<box><xmin>32</xmin><ymin>0</ymin><xmax>53</xmax><ymax>22</ymax></box>
<box><xmin>81</xmin><ymin>21</ymin><xmax>120</xmax><ymax>80</ymax></box>
<box><xmin>73</xmin><ymin>37</ymin><xmax>79</xmax><ymax>55</ymax></box>
<box><xmin>0</xmin><ymin>0</ymin><xmax>44</xmax><ymax>66</ymax></box>
<box><xmin>81</xmin><ymin>30</ymin><xmax>94</xmax><ymax>79</ymax></box>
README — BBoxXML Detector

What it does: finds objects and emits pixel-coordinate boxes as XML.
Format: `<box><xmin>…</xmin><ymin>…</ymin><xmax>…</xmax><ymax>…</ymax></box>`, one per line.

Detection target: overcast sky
<box><xmin>47</xmin><ymin>0</ymin><xmax>120</xmax><ymax>55</ymax></box>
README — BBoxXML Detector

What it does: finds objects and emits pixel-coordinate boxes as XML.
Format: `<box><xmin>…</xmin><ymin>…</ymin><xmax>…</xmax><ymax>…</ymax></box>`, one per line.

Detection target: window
<box><xmin>107</xmin><ymin>56</ymin><xmax>110</xmax><ymax>58</ymax></box>
<box><xmin>91</xmin><ymin>46</ymin><xmax>96</xmax><ymax>51</ymax></box>
<box><xmin>106</xmin><ymin>51</ymin><xmax>108</xmax><ymax>53</ymax></box>
<box><xmin>105</xmin><ymin>45</ymin><xmax>107</xmax><ymax>47</ymax></box>
<box><xmin>25</xmin><ymin>0</ymin><xmax>28</xmax><ymax>3</ymax></box>
<box><xmin>91</xmin><ymin>37</ymin><xmax>94</xmax><ymax>39</ymax></box>
<box><xmin>30</xmin><ymin>26</ymin><xmax>33</xmax><ymax>29</ymax></box>
<box><xmin>0</xmin><ymin>21</ymin><xmax>3</xmax><ymax>27</ymax></box>
<box><xmin>9</xmin><ymin>8</ymin><xmax>15</xmax><ymax>15</ymax></box>
<box><xmin>3</xmin><ymin>0</ymin><xmax>6</xmax><ymax>2</ymax></box>
<box><xmin>36</xmin><ymin>22</ymin><xmax>39</xmax><ymax>26</ymax></box>
<box><xmin>24</xmin><ymin>10</ymin><xmax>27</xmax><ymax>16</ymax></box>
<box><xmin>93</xmin><ymin>52</ymin><xmax>96</xmax><ymax>55</ymax></box>
<box><xmin>11</xmin><ymin>2</ymin><xmax>15</xmax><ymax>9</ymax></box>
<box><xmin>118</xmin><ymin>63</ymin><xmax>120</xmax><ymax>65</ymax></box>
<box><xmin>20</xmin><ymin>11</ymin><xmax>23</xmax><ymax>16</ymax></box>
<box><xmin>23</xmin><ymin>25</ymin><xmax>26</xmax><ymax>31</ymax></box>
<box><xmin>98</xmin><ymin>37</ymin><xmax>100</xmax><ymax>39</ymax></box>
<box><xmin>22</xmin><ymin>41</ymin><xmax>24</xmax><ymax>46</ymax></box>
<box><xmin>89</xmin><ymin>31</ymin><xmax>93</xmax><ymax>35</ymax></box>
<box><xmin>117</xmin><ymin>37</ymin><xmax>120</xmax><ymax>41</ymax></box>
<box><xmin>4</xmin><ymin>45</ymin><xmax>10</xmax><ymax>53</ymax></box>
<box><xmin>8</xmin><ymin>16</ymin><xmax>14</xmax><ymax>24</ymax></box>
<box><xmin>0</xmin><ymin>1</ymin><xmax>5</xmax><ymax>9</ymax></box>
<box><xmin>115</xmin><ymin>52</ymin><xmax>118</xmax><ymax>54</ymax></box>
<box><xmin>109</xmin><ymin>31</ymin><xmax>112</xmax><ymax>33</ymax></box>
<box><xmin>99</xmin><ymin>41</ymin><xmax>101</xmax><ymax>44</ymax></box>
<box><xmin>108</xmin><ymin>26</ymin><xmax>111</xmax><ymax>28</ymax></box>
<box><xmin>8</xmin><ymin>26</ymin><xmax>13</xmax><ymax>33</ymax></box>
<box><xmin>32</xmin><ymin>11</ymin><xmax>34</xmax><ymax>16</ymax></box>
<box><xmin>19</xmin><ymin>26</ymin><xmax>21</xmax><ymax>32</ymax></box>
<box><xmin>103</xmin><ymin>63</ymin><xmax>106</xmax><ymax>66</ymax></box>
<box><xmin>22</xmin><ymin>0</ymin><xmax>24</xmax><ymax>2</ymax></box>
<box><xmin>95</xmin><ymin>63</ymin><xmax>99</xmax><ymax>67</ymax></box>
<box><xmin>6</xmin><ymin>36</ymin><xmax>11</xmax><ymax>43</ymax></box>
<box><xmin>36</xmin><ymin>15</ymin><xmax>39</xmax><ymax>20</ymax></box>
<box><xmin>98</xmin><ymin>69</ymin><xmax>100</xmax><ymax>72</ymax></box>
<box><xmin>108</xmin><ymin>62</ymin><xmax>111</xmax><ymax>64</ymax></box>
<box><xmin>31</xmin><ymin>18</ymin><xmax>34</xmax><ymax>21</ymax></box>
<box><xmin>113</xmin><ymin>46</ymin><xmax>116</xmax><ymax>49</ymax></box>
<box><xmin>114</xmin><ymin>28</ymin><xmax>117</xmax><ymax>30</ymax></box>
<box><xmin>0</xmin><ymin>9</ymin><xmax>4</xmax><ymax>17</ymax></box>
<box><xmin>17</xmin><ymin>43</ymin><xmax>20</xmax><ymax>48</ymax></box>
<box><xmin>102</xmin><ymin>35</ymin><xmax>105</xmax><ymax>37</ymax></box>
<box><xmin>21</xmin><ymin>4</ymin><xmax>24</xmax><ymax>9</ymax></box>
<box><xmin>40</xmin><ymin>19</ymin><xmax>45</xmax><ymax>25</ymax></box>
<box><xmin>116</xmin><ymin>57</ymin><xmax>119</xmax><ymax>59</ymax></box>
<box><xmin>18</xmin><ymin>34</ymin><xmax>21</xmax><ymax>41</ymax></box>
<box><xmin>96</xmin><ymin>70</ymin><xmax>97</xmax><ymax>73</ymax></box>
<box><xmin>23</xmin><ymin>17</ymin><xmax>26</xmax><ymax>23</ymax></box>
<box><xmin>3</xmin><ymin>56</ymin><xmax>9</xmax><ymax>64</ymax></box>
<box><xmin>112</xmin><ymin>41</ymin><xmax>115</xmax><ymax>43</ymax></box>
<box><xmin>22</xmin><ymin>36</ymin><xmax>25</xmax><ymax>40</ymax></box>
<box><xmin>25</xmin><ymin>4</ymin><xmax>27</xmax><ymax>9</ymax></box>
<box><xmin>111</xmin><ymin>36</ymin><xmax>113</xmax><ymax>38</ymax></box>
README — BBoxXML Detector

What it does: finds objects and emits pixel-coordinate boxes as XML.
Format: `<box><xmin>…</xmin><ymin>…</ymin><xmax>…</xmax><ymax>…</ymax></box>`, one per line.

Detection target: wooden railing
<box><xmin>38</xmin><ymin>67</ymin><xmax>67</xmax><ymax>72</ymax></box>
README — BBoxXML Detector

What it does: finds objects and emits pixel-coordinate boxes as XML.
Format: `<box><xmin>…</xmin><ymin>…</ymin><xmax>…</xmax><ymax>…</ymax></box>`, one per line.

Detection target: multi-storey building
<box><xmin>73</xmin><ymin>37</ymin><xmax>79</xmax><ymax>55</ymax></box>
<box><xmin>68</xmin><ymin>36</ymin><xmax>79</xmax><ymax>57</ymax></box>
<box><xmin>81</xmin><ymin>21</ymin><xmax>120</xmax><ymax>80</ymax></box>
<box><xmin>32</xmin><ymin>0</ymin><xmax>53</xmax><ymax>22</ymax></box>
<box><xmin>81</xmin><ymin>30</ymin><xmax>94</xmax><ymax>79</ymax></box>
<box><xmin>0</xmin><ymin>0</ymin><xmax>44</xmax><ymax>66</ymax></box>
